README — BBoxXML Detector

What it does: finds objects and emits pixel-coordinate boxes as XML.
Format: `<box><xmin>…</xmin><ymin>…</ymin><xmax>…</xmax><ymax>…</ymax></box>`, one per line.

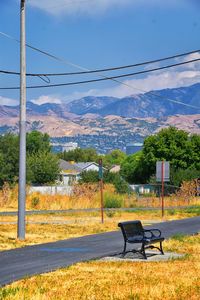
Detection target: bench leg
<box><xmin>160</xmin><ymin>241</ymin><xmax>164</xmax><ymax>255</ymax></box>
<box><xmin>140</xmin><ymin>243</ymin><xmax>147</xmax><ymax>259</ymax></box>
<box><xmin>122</xmin><ymin>241</ymin><xmax>127</xmax><ymax>257</ymax></box>
<box><xmin>145</xmin><ymin>242</ymin><xmax>164</xmax><ymax>255</ymax></box>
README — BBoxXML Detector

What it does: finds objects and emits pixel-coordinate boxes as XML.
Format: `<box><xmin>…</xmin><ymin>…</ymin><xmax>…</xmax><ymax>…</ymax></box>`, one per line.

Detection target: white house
<box><xmin>59</xmin><ymin>160</ymin><xmax>106</xmax><ymax>185</ymax></box>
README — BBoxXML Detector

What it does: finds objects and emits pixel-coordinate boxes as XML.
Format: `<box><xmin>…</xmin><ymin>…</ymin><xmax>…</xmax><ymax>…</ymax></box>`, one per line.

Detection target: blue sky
<box><xmin>1</xmin><ymin>0</ymin><xmax>200</xmax><ymax>106</ymax></box>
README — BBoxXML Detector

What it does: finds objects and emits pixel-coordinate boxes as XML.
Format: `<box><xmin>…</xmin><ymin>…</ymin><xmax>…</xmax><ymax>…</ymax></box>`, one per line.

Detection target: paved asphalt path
<box><xmin>0</xmin><ymin>216</ymin><xmax>199</xmax><ymax>287</ymax></box>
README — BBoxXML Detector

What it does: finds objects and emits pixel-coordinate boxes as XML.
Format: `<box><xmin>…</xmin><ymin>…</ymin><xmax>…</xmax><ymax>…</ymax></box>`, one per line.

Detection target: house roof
<box><xmin>76</xmin><ymin>162</ymin><xmax>98</xmax><ymax>170</ymax></box>
<box><xmin>76</xmin><ymin>162</ymin><xmax>107</xmax><ymax>171</ymax></box>
<box><xmin>59</xmin><ymin>160</ymin><xmax>107</xmax><ymax>174</ymax></box>
<box><xmin>59</xmin><ymin>159</ymin><xmax>82</xmax><ymax>174</ymax></box>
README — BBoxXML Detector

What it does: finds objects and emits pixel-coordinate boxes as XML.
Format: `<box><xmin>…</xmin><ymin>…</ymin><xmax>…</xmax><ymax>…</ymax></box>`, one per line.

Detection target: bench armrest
<box><xmin>143</xmin><ymin>230</ymin><xmax>153</xmax><ymax>239</ymax></box>
<box><xmin>148</xmin><ymin>229</ymin><xmax>162</xmax><ymax>238</ymax></box>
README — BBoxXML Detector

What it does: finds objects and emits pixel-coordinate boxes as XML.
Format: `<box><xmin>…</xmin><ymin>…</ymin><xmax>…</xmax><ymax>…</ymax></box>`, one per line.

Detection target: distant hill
<box><xmin>66</xmin><ymin>83</ymin><xmax>200</xmax><ymax>117</ymax></box>
<box><xmin>1</xmin><ymin>83</ymin><xmax>200</xmax><ymax>119</ymax></box>
<box><xmin>66</xmin><ymin>96</ymin><xmax>117</xmax><ymax>115</ymax></box>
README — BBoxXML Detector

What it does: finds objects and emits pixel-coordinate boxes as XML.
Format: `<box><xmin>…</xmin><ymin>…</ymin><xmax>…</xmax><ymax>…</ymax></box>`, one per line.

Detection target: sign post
<box><xmin>99</xmin><ymin>159</ymin><xmax>104</xmax><ymax>224</ymax></box>
<box><xmin>161</xmin><ymin>161</ymin><xmax>164</xmax><ymax>217</ymax></box>
<box><xmin>156</xmin><ymin>161</ymin><xmax>170</xmax><ymax>218</ymax></box>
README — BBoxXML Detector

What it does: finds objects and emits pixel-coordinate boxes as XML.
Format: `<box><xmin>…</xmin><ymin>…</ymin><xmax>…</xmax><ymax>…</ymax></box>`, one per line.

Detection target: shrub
<box><xmin>79</xmin><ymin>170</ymin><xmax>99</xmax><ymax>183</ymax></box>
<box><xmin>105</xmin><ymin>210</ymin><xmax>116</xmax><ymax>218</ymax></box>
<box><xmin>113</xmin><ymin>176</ymin><xmax>130</xmax><ymax>194</ymax></box>
<box><xmin>170</xmin><ymin>168</ymin><xmax>200</xmax><ymax>187</ymax></box>
<box><xmin>104</xmin><ymin>192</ymin><xmax>123</xmax><ymax>208</ymax></box>
<box><xmin>31</xmin><ymin>196</ymin><xmax>40</xmax><ymax>208</ymax></box>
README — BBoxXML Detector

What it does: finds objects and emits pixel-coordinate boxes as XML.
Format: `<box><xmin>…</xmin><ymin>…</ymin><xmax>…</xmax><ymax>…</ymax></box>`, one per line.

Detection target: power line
<box><xmin>1</xmin><ymin>57</ymin><xmax>200</xmax><ymax>77</ymax></box>
<box><xmin>0</xmin><ymin>30</ymin><xmax>150</xmax><ymax>91</ymax></box>
<box><xmin>1</xmin><ymin>57</ymin><xmax>200</xmax><ymax>89</ymax></box>
<box><xmin>1</xmin><ymin>30</ymin><xmax>200</xmax><ymax>78</ymax></box>
<box><xmin>0</xmin><ymin>31</ymin><xmax>200</xmax><ymax>110</ymax></box>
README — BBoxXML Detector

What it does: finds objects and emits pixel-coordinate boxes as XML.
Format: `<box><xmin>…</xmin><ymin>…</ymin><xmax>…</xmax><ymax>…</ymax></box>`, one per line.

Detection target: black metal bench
<box><xmin>118</xmin><ymin>220</ymin><xmax>165</xmax><ymax>259</ymax></box>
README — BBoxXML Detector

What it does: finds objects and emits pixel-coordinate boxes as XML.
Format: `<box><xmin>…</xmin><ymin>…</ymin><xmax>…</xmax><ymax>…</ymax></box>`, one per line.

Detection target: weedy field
<box><xmin>0</xmin><ymin>184</ymin><xmax>200</xmax><ymax>299</ymax></box>
<box><xmin>0</xmin><ymin>183</ymin><xmax>199</xmax><ymax>212</ymax></box>
<box><xmin>1</xmin><ymin>206</ymin><xmax>200</xmax><ymax>250</ymax></box>
<box><xmin>0</xmin><ymin>234</ymin><xmax>199</xmax><ymax>300</ymax></box>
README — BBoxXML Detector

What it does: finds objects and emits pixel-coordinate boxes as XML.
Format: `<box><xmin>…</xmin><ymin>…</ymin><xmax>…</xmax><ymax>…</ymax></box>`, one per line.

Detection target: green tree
<box><xmin>188</xmin><ymin>134</ymin><xmax>200</xmax><ymax>170</ymax></box>
<box><xmin>142</xmin><ymin>127</ymin><xmax>190</xmax><ymax>173</ymax></box>
<box><xmin>27</xmin><ymin>151</ymin><xmax>59</xmax><ymax>185</ymax></box>
<box><xmin>120</xmin><ymin>151</ymin><xmax>148</xmax><ymax>183</ymax></box>
<box><xmin>121</xmin><ymin>127</ymin><xmax>200</xmax><ymax>184</ymax></box>
<box><xmin>27</xmin><ymin>131</ymin><xmax>51</xmax><ymax>155</ymax></box>
<box><xmin>59</xmin><ymin>148</ymin><xmax>98</xmax><ymax>163</ymax></box>
<box><xmin>102</xmin><ymin>149</ymin><xmax>126</xmax><ymax>168</ymax></box>
<box><xmin>0</xmin><ymin>131</ymin><xmax>58</xmax><ymax>187</ymax></box>
<box><xmin>170</xmin><ymin>168</ymin><xmax>200</xmax><ymax>187</ymax></box>
<box><xmin>0</xmin><ymin>133</ymin><xmax>19</xmax><ymax>186</ymax></box>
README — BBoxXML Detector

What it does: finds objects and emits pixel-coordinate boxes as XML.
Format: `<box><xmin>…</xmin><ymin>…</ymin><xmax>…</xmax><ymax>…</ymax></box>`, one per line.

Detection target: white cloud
<box><xmin>0</xmin><ymin>96</ymin><xmax>18</xmax><ymax>106</ymax></box>
<box><xmin>180</xmin><ymin>52</ymin><xmax>200</xmax><ymax>70</ymax></box>
<box><xmin>61</xmin><ymin>55</ymin><xmax>200</xmax><ymax>101</ymax></box>
<box><xmin>28</xmin><ymin>0</ymin><xmax>136</xmax><ymax>16</ymax></box>
<box><xmin>31</xmin><ymin>95</ymin><xmax>62</xmax><ymax>105</ymax></box>
<box><xmin>28</xmin><ymin>0</ymin><xmax>182</xmax><ymax>16</ymax></box>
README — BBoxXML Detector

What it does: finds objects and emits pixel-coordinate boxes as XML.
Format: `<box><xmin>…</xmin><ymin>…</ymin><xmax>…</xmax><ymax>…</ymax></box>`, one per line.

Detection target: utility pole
<box><xmin>18</xmin><ymin>0</ymin><xmax>26</xmax><ymax>240</ymax></box>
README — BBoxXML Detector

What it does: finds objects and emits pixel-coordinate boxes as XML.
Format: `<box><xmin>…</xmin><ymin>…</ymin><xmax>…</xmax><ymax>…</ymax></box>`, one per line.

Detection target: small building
<box><xmin>109</xmin><ymin>165</ymin><xmax>121</xmax><ymax>173</ymax></box>
<box><xmin>59</xmin><ymin>159</ymin><xmax>81</xmax><ymax>185</ymax></box>
<box><xmin>62</xmin><ymin>142</ymin><xmax>78</xmax><ymax>152</ymax></box>
<box><xmin>129</xmin><ymin>184</ymin><xmax>156</xmax><ymax>195</ymax></box>
<box><xmin>126</xmin><ymin>143</ymin><xmax>143</xmax><ymax>155</ymax></box>
<box><xmin>59</xmin><ymin>160</ymin><xmax>106</xmax><ymax>185</ymax></box>
<box><xmin>51</xmin><ymin>142</ymin><xmax>78</xmax><ymax>153</ymax></box>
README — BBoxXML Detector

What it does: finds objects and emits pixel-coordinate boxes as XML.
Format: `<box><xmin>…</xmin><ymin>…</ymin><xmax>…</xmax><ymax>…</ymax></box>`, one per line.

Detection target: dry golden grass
<box><xmin>1</xmin><ymin>207</ymin><xmax>200</xmax><ymax>251</ymax></box>
<box><xmin>0</xmin><ymin>184</ymin><xmax>199</xmax><ymax>212</ymax></box>
<box><xmin>1</xmin><ymin>234</ymin><xmax>200</xmax><ymax>300</ymax></box>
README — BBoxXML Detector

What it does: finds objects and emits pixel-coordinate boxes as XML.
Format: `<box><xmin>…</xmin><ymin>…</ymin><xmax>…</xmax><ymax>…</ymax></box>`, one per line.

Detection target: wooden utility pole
<box><xmin>161</xmin><ymin>161</ymin><xmax>164</xmax><ymax>218</ymax></box>
<box><xmin>99</xmin><ymin>159</ymin><xmax>104</xmax><ymax>223</ymax></box>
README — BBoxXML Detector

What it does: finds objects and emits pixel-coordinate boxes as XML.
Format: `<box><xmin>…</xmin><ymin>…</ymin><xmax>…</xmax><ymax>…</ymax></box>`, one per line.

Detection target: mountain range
<box><xmin>0</xmin><ymin>83</ymin><xmax>200</xmax><ymax>153</ymax></box>
<box><xmin>1</xmin><ymin>82</ymin><xmax>200</xmax><ymax>119</ymax></box>
<box><xmin>66</xmin><ymin>83</ymin><xmax>200</xmax><ymax>117</ymax></box>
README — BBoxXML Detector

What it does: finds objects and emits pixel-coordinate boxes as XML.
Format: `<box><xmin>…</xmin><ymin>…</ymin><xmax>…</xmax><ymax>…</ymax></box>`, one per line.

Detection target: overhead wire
<box><xmin>1</xmin><ymin>57</ymin><xmax>200</xmax><ymax>77</ymax></box>
<box><xmin>0</xmin><ymin>31</ymin><xmax>200</xmax><ymax>110</ymax></box>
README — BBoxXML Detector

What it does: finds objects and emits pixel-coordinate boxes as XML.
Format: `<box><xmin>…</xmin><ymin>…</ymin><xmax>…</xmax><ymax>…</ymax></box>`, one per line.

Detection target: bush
<box><xmin>104</xmin><ymin>192</ymin><xmax>123</xmax><ymax>208</ymax></box>
<box><xmin>113</xmin><ymin>176</ymin><xmax>130</xmax><ymax>194</ymax></box>
<box><xmin>105</xmin><ymin>210</ymin><xmax>116</xmax><ymax>218</ymax></box>
<box><xmin>79</xmin><ymin>170</ymin><xmax>99</xmax><ymax>183</ymax></box>
<box><xmin>31</xmin><ymin>196</ymin><xmax>40</xmax><ymax>208</ymax></box>
<box><xmin>171</xmin><ymin>167</ymin><xmax>200</xmax><ymax>187</ymax></box>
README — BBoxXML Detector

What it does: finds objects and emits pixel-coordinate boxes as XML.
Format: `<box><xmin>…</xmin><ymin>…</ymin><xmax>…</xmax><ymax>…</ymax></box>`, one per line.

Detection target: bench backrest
<box><xmin>118</xmin><ymin>220</ymin><xmax>144</xmax><ymax>240</ymax></box>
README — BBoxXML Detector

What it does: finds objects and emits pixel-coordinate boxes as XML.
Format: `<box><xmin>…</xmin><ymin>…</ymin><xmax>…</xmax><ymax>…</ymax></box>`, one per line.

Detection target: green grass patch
<box><xmin>170</xmin><ymin>233</ymin><xmax>187</xmax><ymax>242</ymax></box>
<box><xmin>0</xmin><ymin>287</ymin><xmax>20</xmax><ymax>299</ymax></box>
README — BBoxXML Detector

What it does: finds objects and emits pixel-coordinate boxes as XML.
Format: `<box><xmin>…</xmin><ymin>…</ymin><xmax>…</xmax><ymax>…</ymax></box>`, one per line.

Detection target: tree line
<box><xmin>0</xmin><ymin>131</ymin><xmax>59</xmax><ymax>187</ymax></box>
<box><xmin>0</xmin><ymin>127</ymin><xmax>199</xmax><ymax>187</ymax></box>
